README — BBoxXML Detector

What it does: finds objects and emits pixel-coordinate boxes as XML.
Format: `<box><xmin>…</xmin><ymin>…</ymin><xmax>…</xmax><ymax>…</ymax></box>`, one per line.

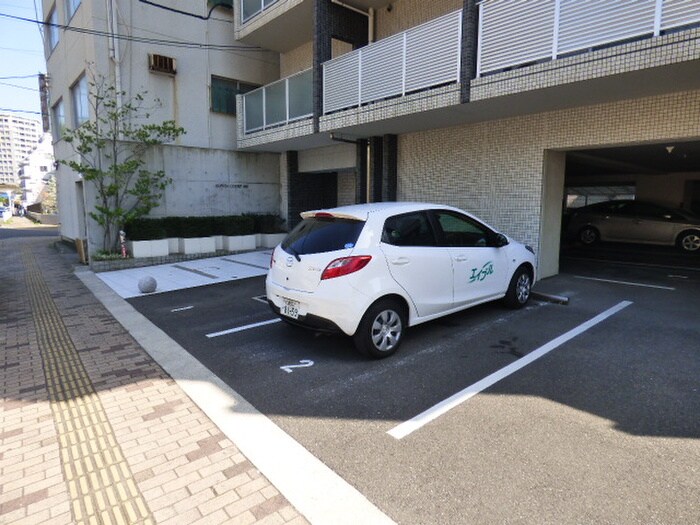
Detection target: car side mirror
<box><xmin>494</xmin><ymin>233</ymin><xmax>509</xmax><ymax>247</ymax></box>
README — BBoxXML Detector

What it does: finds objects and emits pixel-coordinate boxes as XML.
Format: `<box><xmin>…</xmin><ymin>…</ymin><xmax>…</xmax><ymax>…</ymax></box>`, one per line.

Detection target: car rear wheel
<box><xmin>353</xmin><ymin>298</ymin><xmax>406</xmax><ymax>359</ymax></box>
<box><xmin>677</xmin><ymin>230</ymin><xmax>700</xmax><ymax>252</ymax></box>
<box><xmin>578</xmin><ymin>226</ymin><xmax>600</xmax><ymax>246</ymax></box>
<box><xmin>503</xmin><ymin>266</ymin><xmax>532</xmax><ymax>309</ymax></box>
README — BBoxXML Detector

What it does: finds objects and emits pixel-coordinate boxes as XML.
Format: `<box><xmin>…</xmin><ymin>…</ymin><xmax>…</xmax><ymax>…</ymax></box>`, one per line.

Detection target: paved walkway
<box><xmin>0</xmin><ymin>236</ymin><xmax>309</xmax><ymax>525</ymax></box>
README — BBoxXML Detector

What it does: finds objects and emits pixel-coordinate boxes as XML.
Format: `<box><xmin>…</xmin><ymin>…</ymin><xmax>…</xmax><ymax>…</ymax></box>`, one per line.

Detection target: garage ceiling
<box><xmin>567</xmin><ymin>140</ymin><xmax>700</xmax><ymax>177</ymax></box>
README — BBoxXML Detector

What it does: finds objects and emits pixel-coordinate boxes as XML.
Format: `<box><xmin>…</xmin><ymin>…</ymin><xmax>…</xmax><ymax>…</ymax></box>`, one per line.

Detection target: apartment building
<box><xmin>235</xmin><ymin>0</ymin><xmax>700</xmax><ymax>278</ymax></box>
<box><xmin>0</xmin><ymin>114</ymin><xmax>43</xmax><ymax>186</ymax></box>
<box><xmin>17</xmin><ymin>133</ymin><xmax>55</xmax><ymax>207</ymax></box>
<box><xmin>43</xmin><ymin>0</ymin><xmax>281</xmax><ymax>253</ymax></box>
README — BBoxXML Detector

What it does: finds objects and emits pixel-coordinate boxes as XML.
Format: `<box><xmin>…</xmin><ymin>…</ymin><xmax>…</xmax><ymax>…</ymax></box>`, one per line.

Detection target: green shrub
<box><xmin>122</xmin><ymin>214</ymin><xmax>279</xmax><ymax>240</ymax></box>
<box><xmin>245</xmin><ymin>214</ymin><xmax>284</xmax><ymax>234</ymax></box>
<box><xmin>222</xmin><ymin>215</ymin><xmax>255</xmax><ymax>236</ymax></box>
<box><xmin>125</xmin><ymin>218</ymin><xmax>167</xmax><ymax>241</ymax></box>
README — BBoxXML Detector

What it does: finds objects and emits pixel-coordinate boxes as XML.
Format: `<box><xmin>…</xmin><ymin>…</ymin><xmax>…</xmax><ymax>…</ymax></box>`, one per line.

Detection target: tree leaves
<box><xmin>59</xmin><ymin>73</ymin><xmax>186</xmax><ymax>252</ymax></box>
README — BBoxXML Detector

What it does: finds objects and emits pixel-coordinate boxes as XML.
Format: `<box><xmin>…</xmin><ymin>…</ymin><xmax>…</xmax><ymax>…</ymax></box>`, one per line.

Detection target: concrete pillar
<box><xmin>539</xmin><ymin>150</ymin><xmax>566</xmax><ymax>279</ymax></box>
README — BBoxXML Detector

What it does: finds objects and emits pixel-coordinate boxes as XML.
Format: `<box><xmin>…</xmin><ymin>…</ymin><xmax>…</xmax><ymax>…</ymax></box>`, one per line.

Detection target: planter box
<box><xmin>167</xmin><ymin>237</ymin><xmax>180</xmax><ymax>254</ymax></box>
<box><xmin>178</xmin><ymin>237</ymin><xmax>216</xmax><ymax>255</ymax></box>
<box><xmin>212</xmin><ymin>235</ymin><xmax>224</xmax><ymax>251</ymax></box>
<box><xmin>258</xmin><ymin>233</ymin><xmax>286</xmax><ymax>248</ymax></box>
<box><xmin>224</xmin><ymin>234</ymin><xmax>257</xmax><ymax>252</ymax></box>
<box><xmin>128</xmin><ymin>239</ymin><xmax>169</xmax><ymax>258</ymax></box>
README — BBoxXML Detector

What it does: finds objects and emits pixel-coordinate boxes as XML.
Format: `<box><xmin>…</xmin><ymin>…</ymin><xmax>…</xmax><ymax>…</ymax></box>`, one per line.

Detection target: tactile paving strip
<box><xmin>23</xmin><ymin>247</ymin><xmax>153</xmax><ymax>525</ymax></box>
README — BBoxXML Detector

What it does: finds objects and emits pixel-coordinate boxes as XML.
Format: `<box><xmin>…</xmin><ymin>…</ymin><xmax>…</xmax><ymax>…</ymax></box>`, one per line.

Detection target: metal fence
<box><xmin>477</xmin><ymin>0</ymin><xmax>700</xmax><ymax>76</ymax></box>
<box><xmin>323</xmin><ymin>10</ymin><xmax>462</xmax><ymax>114</ymax></box>
<box><xmin>243</xmin><ymin>68</ymin><xmax>313</xmax><ymax>133</ymax></box>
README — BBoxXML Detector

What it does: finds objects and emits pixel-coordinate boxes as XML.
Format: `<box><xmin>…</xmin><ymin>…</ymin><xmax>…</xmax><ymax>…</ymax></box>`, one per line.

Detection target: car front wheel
<box><xmin>578</xmin><ymin>226</ymin><xmax>600</xmax><ymax>245</ymax></box>
<box><xmin>677</xmin><ymin>230</ymin><xmax>700</xmax><ymax>252</ymax></box>
<box><xmin>504</xmin><ymin>266</ymin><xmax>532</xmax><ymax>309</ymax></box>
<box><xmin>353</xmin><ymin>298</ymin><xmax>406</xmax><ymax>359</ymax></box>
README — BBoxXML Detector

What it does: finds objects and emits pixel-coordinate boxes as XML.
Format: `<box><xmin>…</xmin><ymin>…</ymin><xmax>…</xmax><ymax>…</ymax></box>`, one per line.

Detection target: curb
<box><xmin>531</xmin><ymin>291</ymin><xmax>570</xmax><ymax>305</ymax></box>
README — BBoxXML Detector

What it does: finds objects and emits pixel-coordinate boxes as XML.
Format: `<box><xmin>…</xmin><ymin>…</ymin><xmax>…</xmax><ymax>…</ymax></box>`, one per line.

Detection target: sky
<box><xmin>0</xmin><ymin>1</ymin><xmax>47</xmax><ymax>119</ymax></box>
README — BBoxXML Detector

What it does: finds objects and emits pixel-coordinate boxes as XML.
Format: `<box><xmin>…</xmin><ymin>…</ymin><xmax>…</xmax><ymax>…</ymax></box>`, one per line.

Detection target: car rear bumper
<box><xmin>265</xmin><ymin>275</ymin><xmax>368</xmax><ymax>336</ymax></box>
<box><xmin>267</xmin><ymin>300</ymin><xmax>343</xmax><ymax>333</ymax></box>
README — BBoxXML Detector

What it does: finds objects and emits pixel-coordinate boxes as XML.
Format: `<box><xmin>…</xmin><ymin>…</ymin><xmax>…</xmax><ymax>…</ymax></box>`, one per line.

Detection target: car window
<box><xmin>382</xmin><ymin>212</ymin><xmax>436</xmax><ymax>247</ymax></box>
<box><xmin>433</xmin><ymin>210</ymin><xmax>490</xmax><ymax>248</ymax></box>
<box><xmin>282</xmin><ymin>217</ymin><xmax>365</xmax><ymax>255</ymax></box>
<box><xmin>629</xmin><ymin>202</ymin><xmax>677</xmax><ymax>220</ymax></box>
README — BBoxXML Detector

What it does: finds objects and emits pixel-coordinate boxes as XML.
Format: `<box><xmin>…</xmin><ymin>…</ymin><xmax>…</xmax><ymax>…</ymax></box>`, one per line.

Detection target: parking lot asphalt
<box><xmin>123</xmin><ymin>258</ymin><xmax>700</xmax><ymax>525</ymax></box>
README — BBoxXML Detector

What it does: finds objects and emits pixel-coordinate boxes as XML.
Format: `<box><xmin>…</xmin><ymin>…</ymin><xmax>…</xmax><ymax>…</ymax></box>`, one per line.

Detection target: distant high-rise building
<box><xmin>0</xmin><ymin>114</ymin><xmax>42</xmax><ymax>185</ymax></box>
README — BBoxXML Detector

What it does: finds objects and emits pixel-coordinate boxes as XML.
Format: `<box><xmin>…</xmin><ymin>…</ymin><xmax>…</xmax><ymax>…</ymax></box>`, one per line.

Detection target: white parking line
<box><xmin>206</xmin><ymin>318</ymin><xmax>281</xmax><ymax>338</ymax></box>
<box><xmin>574</xmin><ymin>275</ymin><xmax>675</xmax><ymax>290</ymax></box>
<box><xmin>171</xmin><ymin>306</ymin><xmax>194</xmax><ymax>312</ymax></box>
<box><xmin>387</xmin><ymin>301</ymin><xmax>633</xmax><ymax>440</ymax></box>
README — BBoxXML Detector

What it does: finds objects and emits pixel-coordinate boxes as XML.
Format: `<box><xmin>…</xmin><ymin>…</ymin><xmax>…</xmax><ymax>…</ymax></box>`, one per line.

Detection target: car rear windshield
<box><xmin>282</xmin><ymin>217</ymin><xmax>365</xmax><ymax>256</ymax></box>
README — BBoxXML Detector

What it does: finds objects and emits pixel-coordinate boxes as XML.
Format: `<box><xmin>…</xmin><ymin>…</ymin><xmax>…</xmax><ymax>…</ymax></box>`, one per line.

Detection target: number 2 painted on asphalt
<box><xmin>280</xmin><ymin>360</ymin><xmax>314</xmax><ymax>373</ymax></box>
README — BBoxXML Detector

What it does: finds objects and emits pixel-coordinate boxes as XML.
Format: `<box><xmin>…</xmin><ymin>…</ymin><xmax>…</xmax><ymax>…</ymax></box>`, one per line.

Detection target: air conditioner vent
<box><xmin>148</xmin><ymin>54</ymin><xmax>177</xmax><ymax>75</ymax></box>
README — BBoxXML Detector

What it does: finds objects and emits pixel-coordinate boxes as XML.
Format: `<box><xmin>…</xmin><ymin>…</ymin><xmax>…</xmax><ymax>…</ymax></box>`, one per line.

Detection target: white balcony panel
<box><xmin>265</xmin><ymin>80</ymin><xmax>287</xmax><ymax>126</ymax></box>
<box><xmin>662</xmin><ymin>0</ymin><xmax>700</xmax><ymax>30</ymax></box>
<box><xmin>288</xmin><ymin>69</ymin><xmax>313</xmax><ymax>120</ymax></box>
<box><xmin>360</xmin><ymin>34</ymin><xmax>404</xmax><ymax>104</ymax></box>
<box><xmin>245</xmin><ymin>89</ymin><xmax>265</xmax><ymax>132</ymax></box>
<box><xmin>324</xmin><ymin>10</ymin><xmax>462</xmax><ymax>114</ymax></box>
<box><xmin>405</xmin><ymin>10</ymin><xmax>462</xmax><ymax>93</ymax></box>
<box><xmin>243</xmin><ymin>68</ymin><xmax>312</xmax><ymax>134</ymax></box>
<box><xmin>558</xmin><ymin>0</ymin><xmax>656</xmax><ymax>54</ymax></box>
<box><xmin>324</xmin><ymin>53</ymin><xmax>360</xmax><ymax>114</ymax></box>
<box><xmin>478</xmin><ymin>0</ymin><xmax>555</xmax><ymax>75</ymax></box>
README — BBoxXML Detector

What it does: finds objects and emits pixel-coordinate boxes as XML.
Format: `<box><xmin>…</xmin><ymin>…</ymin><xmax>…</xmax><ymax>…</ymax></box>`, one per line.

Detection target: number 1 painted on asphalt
<box><xmin>280</xmin><ymin>360</ymin><xmax>314</xmax><ymax>373</ymax></box>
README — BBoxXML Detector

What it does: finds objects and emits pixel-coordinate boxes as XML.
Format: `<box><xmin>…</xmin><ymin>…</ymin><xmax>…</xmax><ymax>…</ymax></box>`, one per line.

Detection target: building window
<box><xmin>210</xmin><ymin>76</ymin><xmax>257</xmax><ymax>116</ymax></box>
<box><xmin>52</xmin><ymin>99</ymin><xmax>65</xmax><ymax>140</ymax></box>
<box><xmin>70</xmin><ymin>74</ymin><xmax>89</xmax><ymax>126</ymax></box>
<box><xmin>48</xmin><ymin>7</ymin><xmax>60</xmax><ymax>51</ymax></box>
<box><xmin>65</xmin><ymin>0</ymin><xmax>81</xmax><ymax>20</ymax></box>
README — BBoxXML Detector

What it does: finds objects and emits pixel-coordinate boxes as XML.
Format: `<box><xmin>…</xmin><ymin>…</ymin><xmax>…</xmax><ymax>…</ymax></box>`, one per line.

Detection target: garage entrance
<box><xmin>558</xmin><ymin>140</ymin><xmax>700</xmax><ymax>268</ymax></box>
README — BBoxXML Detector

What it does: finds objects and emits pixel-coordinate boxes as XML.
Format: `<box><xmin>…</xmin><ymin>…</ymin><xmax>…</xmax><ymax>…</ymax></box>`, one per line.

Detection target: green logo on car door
<box><xmin>469</xmin><ymin>261</ymin><xmax>494</xmax><ymax>283</ymax></box>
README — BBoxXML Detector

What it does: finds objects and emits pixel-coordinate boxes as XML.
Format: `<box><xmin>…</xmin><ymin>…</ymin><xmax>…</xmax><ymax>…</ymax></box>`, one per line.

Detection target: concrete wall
<box><xmin>43</xmin><ymin>0</ymin><xmax>283</xmax><ymax>253</ymax></box>
<box><xmin>636</xmin><ymin>173</ymin><xmax>700</xmax><ymax>209</ymax></box>
<box><xmin>397</xmin><ymin>89</ymin><xmax>700</xmax><ymax>278</ymax></box>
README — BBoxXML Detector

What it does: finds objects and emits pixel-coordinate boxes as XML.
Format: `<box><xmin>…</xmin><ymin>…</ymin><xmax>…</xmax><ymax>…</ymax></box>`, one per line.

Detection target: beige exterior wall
<box><xmin>398</xmin><ymin>89</ymin><xmax>700</xmax><ymax>277</ymax></box>
<box><xmin>374</xmin><ymin>0</ymin><xmax>462</xmax><ymax>40</ymax></box>
<box><xmin>280</xmin><ymin>42</ymin><xmax>313</xmax><ymax>77</ymax></box>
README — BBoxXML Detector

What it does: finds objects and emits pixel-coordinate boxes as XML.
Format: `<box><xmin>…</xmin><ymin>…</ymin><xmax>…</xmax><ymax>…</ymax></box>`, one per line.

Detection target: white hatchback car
<box><xmin>266</xmin><ymin>203</ymin><xmax>536</xmax><ymax>358</ymax></box>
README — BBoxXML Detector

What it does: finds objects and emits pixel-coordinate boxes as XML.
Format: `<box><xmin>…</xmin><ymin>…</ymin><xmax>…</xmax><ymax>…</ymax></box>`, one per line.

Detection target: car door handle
<box><xmin>391</xmin><ymin>257</ymin><xmax>410</xmax><ymax>266</ymax></box>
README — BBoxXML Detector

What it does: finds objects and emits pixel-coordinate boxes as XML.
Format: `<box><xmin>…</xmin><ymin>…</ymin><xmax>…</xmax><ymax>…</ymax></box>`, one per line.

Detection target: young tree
<box><xmin>61</xmin><ymin>74</ymin><xmax>185</xmax><ymax>252</ymax></box>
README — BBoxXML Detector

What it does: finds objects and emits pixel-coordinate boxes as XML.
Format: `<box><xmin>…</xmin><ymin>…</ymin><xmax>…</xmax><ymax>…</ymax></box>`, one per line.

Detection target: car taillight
<box><xmin>321</xmin><ymin>256</ymin><xmax>371</xmax><ymax>280</ymax></box>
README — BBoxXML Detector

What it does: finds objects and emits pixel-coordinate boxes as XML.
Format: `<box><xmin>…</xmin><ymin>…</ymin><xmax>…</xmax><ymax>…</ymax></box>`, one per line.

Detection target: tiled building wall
<box><xmin>374</xmin><ymin>0</ymin><xmax>462</xmax><ymax>40</ymax></box>
<box><xmin>337</xmin><ymin>170</ymin><xmax>357</xmax><ymax>207</ymax></box>
<box><xmin>398</xmin><ymin>89</ymin><xmax>700</xmax><ymax>254</ymax></box>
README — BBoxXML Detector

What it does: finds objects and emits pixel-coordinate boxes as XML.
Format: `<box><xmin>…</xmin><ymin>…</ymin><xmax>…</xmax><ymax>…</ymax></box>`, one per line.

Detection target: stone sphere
<box><xmin>138</xmin><ymin>275</ymin><xmax>157</xmax><ymax>294</ymax></box>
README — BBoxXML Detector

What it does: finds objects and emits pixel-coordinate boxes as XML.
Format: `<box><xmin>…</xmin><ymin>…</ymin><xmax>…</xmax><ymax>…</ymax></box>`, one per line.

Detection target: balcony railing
<box><xmin>240</xmin><ymin>0</ymin><xmax>279</xmax><ymax>23</ymax></box>
<box><xmin>323</xmin><ymin>10</ymin><xmax>462</xmax><ymax>115</ymax></box>
<box><xmin>243</xmin><ymin>68</ymin><xmax>313</xmax><ymax>134</ymax></box>
<box><xmin>477</xmin><ymin>0</ymin><xmax>700</xmax><ymax>76</ymax></box>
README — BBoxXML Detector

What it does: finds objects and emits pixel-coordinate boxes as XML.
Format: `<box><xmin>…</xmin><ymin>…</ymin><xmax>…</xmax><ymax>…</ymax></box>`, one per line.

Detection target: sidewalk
<box><xmin>0</xmin><ymin>236</ymin><xmax>309</xmax><ymax>525</ymax></box>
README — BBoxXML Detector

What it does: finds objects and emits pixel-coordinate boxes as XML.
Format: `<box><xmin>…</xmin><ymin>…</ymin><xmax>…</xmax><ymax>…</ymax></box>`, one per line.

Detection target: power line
<box><xmin>0</xmin><ymin>81</ymin><xmax>40</xmax><ymax>91</ymax></box>
<box><xmin>0</xmin><ymin>74</ymin><xmax>39</xmax><ymax>80</ymax></box>
<box><xmin>137</xmin><ymin>0</ymin><xmax>234</xmax><ymax>22</ymax></box>
<box><xmin>0</xmin><ymin>11</ymin><xmax>265</xmax><ymax>51</ymax></box>
<box><xmin>0</xmin><ymin>108</ymin><xmax>42</xmax><ymax>115</ymax></box>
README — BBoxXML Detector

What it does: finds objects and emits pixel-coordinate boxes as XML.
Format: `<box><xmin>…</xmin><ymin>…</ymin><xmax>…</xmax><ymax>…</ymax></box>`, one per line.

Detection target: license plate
<box><xmin>281</xmin><ymin>298</ymin><xmax>300</xmax><ymax>320</ymax></box>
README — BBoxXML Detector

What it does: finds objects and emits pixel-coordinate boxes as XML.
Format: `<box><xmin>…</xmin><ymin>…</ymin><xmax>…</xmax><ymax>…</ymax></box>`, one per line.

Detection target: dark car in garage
<box><xmin>566</xmin><ymin>200</ymin><xmax>700</xmax><ymax>252</ymax></box>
